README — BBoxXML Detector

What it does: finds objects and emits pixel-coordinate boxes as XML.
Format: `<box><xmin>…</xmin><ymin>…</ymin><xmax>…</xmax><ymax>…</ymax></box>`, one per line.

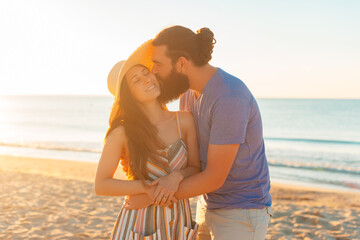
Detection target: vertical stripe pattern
<box><xmin>111</xmin><ymin>138</ymin><xmax>198</xmax><ymax>240</ymax></box>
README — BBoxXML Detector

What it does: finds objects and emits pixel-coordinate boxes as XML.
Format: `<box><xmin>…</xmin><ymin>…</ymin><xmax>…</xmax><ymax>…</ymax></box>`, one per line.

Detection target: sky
<box><xmin>0</xmin><ymin>0</ymin><xmax>359</xmax><ymax>98</ymax></box>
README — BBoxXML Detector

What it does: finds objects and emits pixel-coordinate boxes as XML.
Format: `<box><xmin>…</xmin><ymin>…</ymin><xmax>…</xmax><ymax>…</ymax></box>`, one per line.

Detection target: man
<box><xmin>150</xmin><ymin>26</ymin><xmax>272</xmax><ymax>240</ymax></box>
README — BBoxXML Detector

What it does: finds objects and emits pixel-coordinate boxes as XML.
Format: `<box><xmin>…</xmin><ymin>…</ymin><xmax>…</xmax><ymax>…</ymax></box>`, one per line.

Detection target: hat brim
<box><xmin>107</xmin><ymin>40</ymin><xmax>154</xmax><ymax>99</ymax></box>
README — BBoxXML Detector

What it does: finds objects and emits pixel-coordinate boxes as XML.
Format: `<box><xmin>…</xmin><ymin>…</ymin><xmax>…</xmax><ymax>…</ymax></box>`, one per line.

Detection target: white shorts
<box><xmin>196</xmin><ymin>199</ymin><xmax>272</xmax><ymax>240</ymax></box>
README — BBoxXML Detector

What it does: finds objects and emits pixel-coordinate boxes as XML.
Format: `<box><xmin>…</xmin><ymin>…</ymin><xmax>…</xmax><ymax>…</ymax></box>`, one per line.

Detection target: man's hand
<box><xmin>150</xmin><ymin>171</ymin><xmax>182</xmax><ymax>206</ymax></box>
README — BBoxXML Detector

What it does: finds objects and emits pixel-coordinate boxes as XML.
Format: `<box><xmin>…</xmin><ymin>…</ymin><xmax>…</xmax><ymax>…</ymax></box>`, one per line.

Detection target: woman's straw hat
<box><xmin>107</xmin><ymin>40</ymin><xmax>153</xmax><ymax>99</ymax></box>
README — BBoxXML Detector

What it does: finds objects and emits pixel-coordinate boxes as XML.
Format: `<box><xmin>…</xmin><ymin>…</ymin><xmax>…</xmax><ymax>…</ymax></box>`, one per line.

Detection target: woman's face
<box><xmin>125</xmin><ymin>65</ymin><xmax>161</xmax><ymax>103</ymax></box>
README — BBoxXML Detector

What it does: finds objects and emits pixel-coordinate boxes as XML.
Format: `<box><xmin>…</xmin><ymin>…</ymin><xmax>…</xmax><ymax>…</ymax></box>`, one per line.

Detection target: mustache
<box><xmin>157</xmin><ymin>71</ymin><xmax>190</xmax><ymax>104</ymax></box>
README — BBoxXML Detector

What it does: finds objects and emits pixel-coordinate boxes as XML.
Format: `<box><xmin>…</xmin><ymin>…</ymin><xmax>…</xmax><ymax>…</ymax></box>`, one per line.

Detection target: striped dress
<box><xmin>111</xmin><ymin>113</ymin><xmax>198</xmax><ymax>240</ymax></box>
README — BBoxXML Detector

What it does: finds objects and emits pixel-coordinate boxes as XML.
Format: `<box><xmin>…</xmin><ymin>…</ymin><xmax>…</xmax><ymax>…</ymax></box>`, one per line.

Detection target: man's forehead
<box><xmin>152</xmin><ymin>45</ymin><xmax>167</xmax><ymax>53</ymax></box>
<box><xmin>152</xmin><ymin>45</ymin><xmax>169</xmax><ymax>62</ymax></box>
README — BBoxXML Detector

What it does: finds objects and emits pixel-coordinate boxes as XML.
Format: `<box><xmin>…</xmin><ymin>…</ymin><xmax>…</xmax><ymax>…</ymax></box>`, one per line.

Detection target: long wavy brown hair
<box><xmin>105</xmin><ymin>67</ymin><xmax>167</xmax><ymax>180</ymax></box>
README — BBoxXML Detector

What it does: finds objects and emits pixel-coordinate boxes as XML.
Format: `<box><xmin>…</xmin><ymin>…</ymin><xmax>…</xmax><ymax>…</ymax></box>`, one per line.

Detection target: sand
<box><xmin>0</xmin><ymin>155</ymin><xmax>359</xmax><ymax>240</ymax></box>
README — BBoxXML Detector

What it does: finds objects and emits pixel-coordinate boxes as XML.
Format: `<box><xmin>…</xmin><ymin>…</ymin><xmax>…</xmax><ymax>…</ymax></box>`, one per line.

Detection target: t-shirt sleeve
<box><xmin>179</xmin><ymin>95</ymin><xmax>185</xmax><ymax>111</ymax></box>
<box><xmin>179</xmin><ymin>90</ymin><xmax>191</xmax><ymax>111</ymax></box>
<box><xmin>209</xmin><ymin>95</ymin><xmax>252</xmax><ymax>145</ymax></box>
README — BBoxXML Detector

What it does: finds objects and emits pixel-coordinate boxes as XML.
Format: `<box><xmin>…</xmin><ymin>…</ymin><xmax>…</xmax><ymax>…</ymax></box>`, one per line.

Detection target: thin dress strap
<box><xmin>176</xmin><ymin>112</ymin><xmax>182</xmax><ymax>138</ymax></box>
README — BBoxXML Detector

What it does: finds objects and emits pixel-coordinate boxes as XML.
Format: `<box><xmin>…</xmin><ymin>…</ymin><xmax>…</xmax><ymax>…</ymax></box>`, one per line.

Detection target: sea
<box><xmin>0</xmin><ymin>95</ymin><xmax>359</xmax><ymax>192</ymax></box>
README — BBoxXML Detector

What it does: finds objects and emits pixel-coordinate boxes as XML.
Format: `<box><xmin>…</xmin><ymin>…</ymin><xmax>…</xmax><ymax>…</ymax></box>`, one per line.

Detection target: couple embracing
<box><xmin>95</xmin><ymin>25</ymin><xmax>272</xmax><ymax>240</ymax></box>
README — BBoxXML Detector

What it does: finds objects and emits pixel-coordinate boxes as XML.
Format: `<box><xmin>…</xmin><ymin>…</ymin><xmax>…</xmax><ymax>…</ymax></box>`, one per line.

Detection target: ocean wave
<box><xmin>265</xmin><ymin>137</ymin><xmax>360</xmax><ymax>145</ymax></box>
<box><xmin>0</xmin><ymin>141</ymin><xmax>101</xmax><ymax>153</ymax></box>
<box><xmin>268</xmin><ymin>160</ymin><xmax>360</xmax><ymax>175</ymax></box>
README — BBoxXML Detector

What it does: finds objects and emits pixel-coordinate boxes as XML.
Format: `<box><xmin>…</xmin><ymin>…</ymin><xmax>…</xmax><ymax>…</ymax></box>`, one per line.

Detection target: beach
<box><xmin>1</xmin><ymin>155</ymin><xmax>359</xmax><ymax>239</ymax></box>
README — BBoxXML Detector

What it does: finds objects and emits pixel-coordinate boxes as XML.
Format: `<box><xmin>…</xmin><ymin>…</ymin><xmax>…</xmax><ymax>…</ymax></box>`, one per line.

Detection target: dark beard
<box><xmin>157</xmin><ymin>69</ymin><xmax>190</xmax><ymax>104</ymax></box>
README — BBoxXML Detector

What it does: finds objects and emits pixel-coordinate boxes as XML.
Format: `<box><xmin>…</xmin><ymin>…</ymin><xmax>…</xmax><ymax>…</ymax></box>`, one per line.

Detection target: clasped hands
<box><xmin>123</xmin><ymin>170</ymin><xmax>184</xmax><ymax>209</ymax></box>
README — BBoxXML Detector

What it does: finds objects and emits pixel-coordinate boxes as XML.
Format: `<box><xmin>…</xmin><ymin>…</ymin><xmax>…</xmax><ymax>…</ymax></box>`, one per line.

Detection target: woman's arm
<box><xmin>94</xmin><ymin>126</ymin><xmax>154</xmax><ymax>196</ymax></box>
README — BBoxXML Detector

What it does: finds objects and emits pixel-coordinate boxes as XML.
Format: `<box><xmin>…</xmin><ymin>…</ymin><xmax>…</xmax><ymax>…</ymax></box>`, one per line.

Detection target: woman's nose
<box><xmin>143</xmin><ymin>76</ymin><xmax>151</xmax><ymax>84</ymax></box>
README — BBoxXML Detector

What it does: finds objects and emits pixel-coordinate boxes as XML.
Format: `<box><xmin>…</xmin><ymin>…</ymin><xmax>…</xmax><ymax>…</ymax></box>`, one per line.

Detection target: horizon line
<box><xmin>0</xmin><ymin>94</ymin><xmax>359</xmax><ymax>100</ymax></box>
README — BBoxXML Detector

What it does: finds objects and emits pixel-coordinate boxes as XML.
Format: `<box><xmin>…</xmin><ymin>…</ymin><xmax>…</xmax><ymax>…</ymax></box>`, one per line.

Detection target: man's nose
<box><xmin>151</xmin><ymin>66</ymin><xmax>158</xmax><ymax>75</ymax></box>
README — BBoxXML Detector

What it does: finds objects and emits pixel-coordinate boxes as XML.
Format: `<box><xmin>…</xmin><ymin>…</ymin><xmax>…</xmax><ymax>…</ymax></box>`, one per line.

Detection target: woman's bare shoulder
<box><xmin>110</xmin><ymin>125</ymin><xmax>126</xmax><ymax>135</ymax></box>
<box><xmin>106</xmin><ymin>125</ymin><xmax>128</xmax><ymax>143</ymax></box>
<box><xmin>177</xmin><ymin>111</ymin><xmax>195</xmax><ymax>129</ymax></box>
<box><xmin>177</xmin><ymin>110</ymin><xmax>194</xmax><ymax>120</ymax></box>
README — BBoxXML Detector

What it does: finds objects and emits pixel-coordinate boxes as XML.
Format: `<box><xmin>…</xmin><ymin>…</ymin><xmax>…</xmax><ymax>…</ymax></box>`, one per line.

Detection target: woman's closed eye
<box><xmin>142</xmin><ymin>68</ymin><xmax>150</xmax><ymax>76</ymax></box>
<box><xmin>130</xmin><ymin>67</ymin><xmax>150</xmax><ymax>84</ymax></box>
<box><xmin>132</xmin><ymin>77</ymin><xmax>140</xmax><ymax>84</ymax></box>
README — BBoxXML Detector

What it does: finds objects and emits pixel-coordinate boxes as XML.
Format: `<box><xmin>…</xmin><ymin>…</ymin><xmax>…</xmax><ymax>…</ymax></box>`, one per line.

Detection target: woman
<box><xmin>94</xmin><ymin>40</ymin><xmax>200</xmax><ymax>240</ymax></box>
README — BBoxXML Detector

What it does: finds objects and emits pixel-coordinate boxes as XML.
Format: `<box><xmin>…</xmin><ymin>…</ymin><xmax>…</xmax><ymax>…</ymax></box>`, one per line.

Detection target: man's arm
<box><xmin>125</xmin><ymin>143</ymin><xmax>239</xmax><ymax>209</ymax></box>
<box><xmin>176</xmin><ymin>93</ymin><xmax>249</xmax><ymax>199</ymax></box>
<box><xmin>174</xmin><ymin>143</ymin><xmax>239</xmax><ymax>199</ymax></box>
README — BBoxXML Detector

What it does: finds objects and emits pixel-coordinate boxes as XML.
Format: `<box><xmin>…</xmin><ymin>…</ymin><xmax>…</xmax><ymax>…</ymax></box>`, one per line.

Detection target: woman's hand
<box><xmin>123</xmin><ymin>180</ymin><xmax>177</xmax><ymax>209</ymax></box>
<box><xmin>123</xmin><ymin>194</ymin><xmax>154</xmax><ymax>209</ymax></box>
<box><xmin>151</xmin><ymin>170</ymin><xmax>183</xmax><ymax>206</ymax></box>
<box><xmin>123</xmin><ymin>182</ymin><xmax>155</xmax><ymax>209</ymax></box>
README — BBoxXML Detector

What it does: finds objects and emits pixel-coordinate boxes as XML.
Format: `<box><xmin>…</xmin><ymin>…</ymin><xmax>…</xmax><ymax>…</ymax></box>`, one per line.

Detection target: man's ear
<box><xmin>175</xmin><ymin>57</ymin><xmax>188</xmax><ymax>73</ymax></box>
